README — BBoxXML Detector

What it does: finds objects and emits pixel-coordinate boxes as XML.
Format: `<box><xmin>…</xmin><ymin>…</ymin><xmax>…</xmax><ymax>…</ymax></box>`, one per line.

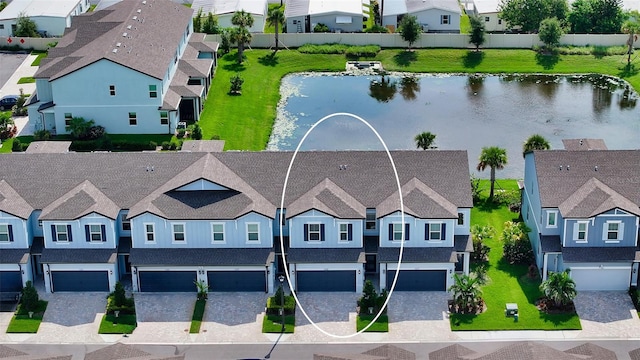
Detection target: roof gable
<box><xmin>377</xmin><ymin>177</ymin><xmax>458</xmax><ymax>218</ymax></box>
<box><xmin>0</xmin><ymin>180</ymin><xmax>34</xmax><ymax>219</ymax></box>
<box><xmin>286</xmin><ymin>178</ymin><xmax>366</xmax><ymax>219</ymax></box>
<box><xmin>40</xmin><ymin>180</ymin><xmax>121</xmax><ymax>220</ymax></box>
<box><xmin>558</xmin><ymin>178</ymin><xmax>640</xmax><ymax>217</ymax></box>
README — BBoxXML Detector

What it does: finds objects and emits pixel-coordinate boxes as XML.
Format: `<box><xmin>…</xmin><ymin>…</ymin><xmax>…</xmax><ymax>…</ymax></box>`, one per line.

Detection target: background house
<box><xmin>285</xmin><ymin>0</ymin><xmax>368</xmax><ymax>33</ymax></box>
<box><xmin>0</xmin><ymin>0</ymin><xmax>90</xmax><ymax>37</ymax></box>
<box><xmin>472</xmin><ymin>0</ymin><xmax>508</xmax><ymax>32</ymax></box>
<box><xmin>26</xmin><ymin>0</ymin><xmax>218</xmax><ymax>136</ymax></box>
<box><xmin>382</xmin><ymin>0</ymin><xmax>461</xmax><ymax>33</ymax></box>
<box><xmin>192</xmin><ymin>0</ymin><xmax>268</xmax><ymax>32</ymax></box>
<box><xmin>522</xmin><ymin>141</ymin><xmax>640</xmax><ymax>291</ymax></box>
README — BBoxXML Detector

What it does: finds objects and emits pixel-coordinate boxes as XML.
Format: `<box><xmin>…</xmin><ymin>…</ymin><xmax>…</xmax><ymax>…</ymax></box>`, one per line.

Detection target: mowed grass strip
<box><xmin>450</xmin><ymin>179</ymin><xmax>581</xmax><ymax>331</ymax></box>
<box><xmin>262</xmin><ymin>314</ymin><xmax>295</xmax><ymax>333</ymax></box>
<box><xmin>190</xmin><ymin>298</ymin><xmax>206</xmax><ymax>334</ymax></box>
<box><xmin>357</xmin><ymin>314</ymin><xmax>389</xmax><ymax>332</ymax></box>
<box><xmin>202</xmin><ymin>48</ymin><xmax>640</xmax><ymax>151</ymax></box>
<box><xmin>98</xmin><ymin>314</ymin><xmax>137</xmax><ymax>334</ymax></box>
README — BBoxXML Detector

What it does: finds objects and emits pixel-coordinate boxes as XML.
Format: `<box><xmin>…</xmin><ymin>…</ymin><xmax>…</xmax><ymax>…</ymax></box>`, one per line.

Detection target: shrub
<box><xmin>210</xmin><ymin>135</ymin><xmax>221</xmax><ymax>140</ymax></box>
<box><xmin>313</xmin><ymin>23</ymin><xmax>330</xmax><ymax>33</ymax></box>
<box><xmin>21</xmin><ymin>281</ymin><xmax>39</xmax><ymax>312</ymax></box>
<box><xmin>111</xmin><ymin>140</ymin><xmax>156</xmax><ymax>151</ymax></box>
<box><xmin>470</xmin><ymin>175</ymin><xmax>482</xmax><ymax>204</ymax></box>
<box><xmin>12</xmin><ymin>138</ymin><xmax>22</xmax><ymax>152</ymax></box>
<box><xmin>190</xmin><ymin>124</ymin><xmax>203</xmax><ymax>140</ymax></box>
<box><xmin>85</xmin><ymin>125</ymin><xmax>105</xmax><ymax>140</ymax></box>
<box><xmin>176</xmin><ymin>129</ymin><xmax>186</xmax><ymax>139</ymax></box>
<box><xmin>11</xmin><ymin>89</ymin><xmax>28</xmax><ymax>116</ymax></box>
<box><xmin>357</xmin><ymin>280</ymin><xmax>387</xmax><ymax>315</ymax></box>
<box><xmin>266</xmin><ymin>285</ymin><xmax>296</xmax><ymax>315</ymax></box>
<box><xmin>229</xmin><ymin>74</ymin><xmax>244</xmax><ymax>95</ymax></box>
<box><xmin>470</xmin><ymin>224</ymin><xmax>494</xmax><ymax>263</ymax></box>
<box><xmin>106</xmin><ymin>282</ymin><xmax>135</xmax><ymax>315</ymax></box>
<box><xmin>364</xmin><ymin>24</ymin><xmax>389</xmax><ymax>33</ymax></box>
<box><xmin>33</xmin><ymin>130</ymin><xmax>51</xmax><ymax>140</ymax></box>
<box><xmin>161</xmin><ymin>141</ymin><xmax>172</xmax><ymax>150</ymax></box>
<box><xmin>502</xmin><ymin>221</ymin><xmax>534</xmax><ymax>265</ymax></box>
<box><xmin>345</xmin><ymin>45</ymin><xmax>381</xmax><ymax>58</ymax></box>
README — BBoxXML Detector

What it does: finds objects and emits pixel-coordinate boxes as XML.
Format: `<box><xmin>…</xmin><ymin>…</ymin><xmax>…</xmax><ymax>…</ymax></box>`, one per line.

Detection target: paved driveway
<box><xmin>198</xmin><ymin>292</ymin><xmax>269</xmax><ymax>343</ymax></box>
<box><xmin>573</xmin><ymin>291</ymin><xmax>639</xmax><ymax>339</ymax></box>
<box><xmin>0</xmin><ymin>53</ymin><xmax>27</xmax><ymax>90</ymax></box>
<box><xmin>125</xmin><ymin>293</ymin><xmax>194</xmax><ymax>344</ymax></box>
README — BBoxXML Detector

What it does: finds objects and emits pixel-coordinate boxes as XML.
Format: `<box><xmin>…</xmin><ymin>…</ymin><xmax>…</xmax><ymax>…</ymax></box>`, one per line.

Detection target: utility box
<box><xmin>505</xmin><ymin>303</ymin><xmax>518</xmax><ymax>317</ymax></box>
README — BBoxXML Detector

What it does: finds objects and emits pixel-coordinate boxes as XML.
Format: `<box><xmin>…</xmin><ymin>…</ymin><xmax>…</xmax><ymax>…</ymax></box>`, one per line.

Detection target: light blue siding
<box><xmin>29</xmin><ymin>210</ymin><xmax>44</xmax><ymax>238</ymax></box>
<box><xmin>539</xmin><ymin>209</ymin><xmax>564</xmax><ymax>236</ymax></box>
<box><xmin>363</xmin><ymin>208</ymin><xmax>379</xmax><ymax>237</ymax></box>
<box><xmin>289</xmin><ymin>210</ymin><xmax>362</xmax><ymax>248</ymax></box>
<box><xmin>379</xmin><ymin>212</ymin><xmax>455</xmax><ymax>248</ymax></box>
<box><xmin>116</xmin><ymin>210</ymin><xmax>130</xmax><ymax>239</ymax></box>
<box><xmin>272</xmin><ymin>209</ymin><xmax>289</xmax><ymax>237</ymax></box>
<box><xmin>564</xmin><ymin>215</ymin><xmax>637</xmax><ymax>247</ymax></box>
<box><xmin>411</xmin><ymin>9</ymin><xmax>461</xmax><ymax>32</ymax></box>
<box><xmin>42</xmin><ymin>213</ymin><xmax>116</xmax><ymax>249</ymax></box>
<box><xmin>0</xmin><ymin>211</ymin><xmax>29</xmax><ymax>248</ymax></box>
<box><xmin>130</xmin><ymin>212</ymin><xmax>273</xmax><ymax>249</ymax></box>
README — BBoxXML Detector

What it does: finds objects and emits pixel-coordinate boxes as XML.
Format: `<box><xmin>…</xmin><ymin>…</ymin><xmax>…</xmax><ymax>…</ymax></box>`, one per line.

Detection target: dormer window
<box><xmin>0</xmin><ymin>224</ymin><xmax>13</xmax><ymax>242</ymax></box>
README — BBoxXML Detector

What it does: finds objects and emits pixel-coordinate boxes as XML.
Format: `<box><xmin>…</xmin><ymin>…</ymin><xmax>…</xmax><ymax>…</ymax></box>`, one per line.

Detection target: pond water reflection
<box><xmin>268</xmin><ymin>73</ymin><xmax>639</xmax><ymax>178</ymax></box>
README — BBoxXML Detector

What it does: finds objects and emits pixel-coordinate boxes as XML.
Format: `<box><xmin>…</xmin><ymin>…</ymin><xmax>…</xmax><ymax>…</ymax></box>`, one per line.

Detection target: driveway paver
<box><xmin>196</xmin><ymin>292</ymin><xmax>270</xmax><ymax>343</ymax></box>
<box><xmin>574</xmin><ymin>291</ymin><xmax>639</xmax><ymax>339</ymax></box>
<box><xmin>124</xmin><ymin>293</ymin><xmax>194</xmax><ymax>344</ymax></box>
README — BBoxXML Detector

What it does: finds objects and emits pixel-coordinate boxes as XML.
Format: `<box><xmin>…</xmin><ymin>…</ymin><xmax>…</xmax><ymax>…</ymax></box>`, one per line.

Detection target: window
<box><xmin>247</xmin><ymin>223</ymin><xmax>260</xmax><ymax>242</ymax></box>
<box><xmin>308</xmin><ymin>224</ymin><xmax>321</xmax><ymax>241</ymax></box>
<box><xmin>485</xmin><ymin>16</ymin><xmax>490</xmax><ymax>22</ymax></box>
<box><xmin>546</xmin><ymin>211</ymin><xmax>557</xmax><ymax>228</ymax></box>
<box><xmin>365</xmin><ymin>209</ymin><xmax>376</xmax><ymax>230</ymax></box>
<box><xmin>149</xmin><ymin>85</ymin><xmax>158</xmax><ymax>98</ymax></box>
<box><xmin>160</xmin><ymin>111</ymin><xmax>169</xmax><ymax>125</ymax></box>
<box><xmin>0</xmin><ymin>25</ymin><xmax>4</xmax><ymax>30</ymax></box>
<box><xmin>145</xmin><ymin>223</ymin><xmax>155</xmax><ymax>242</ymax></box>
<box><xmin>440</xmin><ymin>15</ymin><xmax>450</xmax><ymax>24</ymax></box>
<box><xmin>573</xmin><ymin>221</ymin><xmax>588</xmax><ymax>242</ymax></box>
<box><xmin>121</xmin><ymin>214</ymin><xmax>131</xmax><ymax>231</ymax></box>
<box><xmin>211</xmin><ymin>223</ymin><xmax>224</xmax><ymax>242</ymax></box>
<box><xmin>498</xmin><ymin>19</ymin><xmax>502</xmax><ymax>24</ymax></box>
<box><xmin>187</xmin><ymin>79</ymin><xmax>201</xmax><ymax>85</ymax></box>
<box><xmin>389</xmin><ymin>223</ymin><xmax>409</xmax><ymax>241</ymax></box>
<box><xmin>109</xmin><ymin>85</ymin><xmax>116</xmax><ymax>96</ymax></box>
<box><xmin>53</xmin><ymin>224</ymin><xmax>71</xmax><ymax>242</ymax></box>
<box><xmin>0</xmin><ymin>224</ymin><xmax>12</xmax><ymax>242</ymax></box>
<box><xmin>457</xmin><ymin>213</ymin><xmax>464</xmax><ymax>226</ymax></box>
<box><xmin>172</xmin><ymin>223</ymin><xmax>185</xmax><ymax>242</ymax></box>
<box><xmin>129</xmin><ymin>112</ymin><xmax>137</xmax><ymax>126</ymax></box>
<box><xmin>427</xmin><ymin>223</ymin><xmax>446</xmax><ymax>241</ymax></box>
<box><xmin>339</xmin><ymin>223</ymin><xmax>352</xmax><ymax>242</ymax></box>
<box><xmin>64</xmin><ymin>113</ymin><xmax>73</xmax><ymax>127</ymax></box>
<box><xmin>604</xmin><ymin>221</ymin><xmax>623</xmax><ymax>241</ymax></box>
<box><xmin>86</xmin><ymin>224</ymin><xmax>104</xmax><ymax>242</ymax></box>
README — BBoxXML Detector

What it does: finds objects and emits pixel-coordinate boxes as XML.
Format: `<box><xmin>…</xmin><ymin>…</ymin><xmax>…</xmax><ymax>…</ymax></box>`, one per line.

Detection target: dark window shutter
<box><xmin>388</xmin><ymin>223</ymin><xmax>393</xmax><ymax>240</ymax></box>
<box><xmin>320</xmin><ymin>224</ymin><xmax>325</xmax><ymax>241</ymax></box>
<box><xmin>101</xmin><ymin>225</ymin><xmax>106</xmax><ymax>242</ymax></box>
<box><xmin>425</xmin><ymin>223</ymin><xmax>429</xmax><ymax>240</ymax></box>
<box><xmin>51</xmin><ymin>225</ymin><xmax>56</xmax><ymax>242</ymax></box>
<box><xmin>85</xmin><ymin>225</ymin><xmax>90</xmax><ymax>242</ymax></box>
<box><xmin>304</xmin><ymin>224</ymin><xmax>308</xmax><ymax>241</ymax></box>
<box><xmin>405</xmin><ymin>223</ymin><xmax>410</xmax><ymax>240</ymax></box>
<box><xmin>8</xmin><ymin>225</ymin><xmax>13</xmax><ymax>242</ymax></box>
<box><xmin>67</xmin><ymin>225</ymin><xmax>73</xmax><ymax>242</ymax></box>
<box><xmin>348</xmin><ymin>224</ymin><xmax>353</xmax><ymax>241</ymax></box>
<box><xmin>441</xmin><ymin>223</ymin><xmax>446</xmax><ymax>240</ymax></box>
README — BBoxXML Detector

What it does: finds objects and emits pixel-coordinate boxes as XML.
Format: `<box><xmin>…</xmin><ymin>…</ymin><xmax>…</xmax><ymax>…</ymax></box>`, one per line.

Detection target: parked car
<box><xmin>0</xmin><ymin>95</ymin><xmax>19</xmax><ymax>111</ymax></box>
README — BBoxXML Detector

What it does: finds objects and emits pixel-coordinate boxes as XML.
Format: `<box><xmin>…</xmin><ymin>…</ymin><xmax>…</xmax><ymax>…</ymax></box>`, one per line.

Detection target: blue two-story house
<box><xmin>522</xmin><ymin>143</ymin><xmax>640</xmax><ymax>290</ymax></box>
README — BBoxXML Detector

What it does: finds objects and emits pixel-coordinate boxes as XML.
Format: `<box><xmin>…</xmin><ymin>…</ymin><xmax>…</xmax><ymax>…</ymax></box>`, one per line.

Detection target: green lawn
<box><xmin>30</xmin><ymin>51</ymin><xmax>47</xmax><ymax>66</ymax></box>
<box><xmin>98</xmin><ymin>314</ymin><xmax>137</xmax><ymax>334</ymax></box>
<box><xmin>263</xmin><ymin>3</ymin><xmax>284</xmax><ymax>34</ymax></box>
<box><xmin>6</xmin><ymin>300</ymin><xmax>48</xmax><ymax>333</ymax></box>
<box><xmin>190</xmin><ymin>299</ymin><xmax>206</xmax><ymax>334</ymax></box>
<box><xmin>202</xmin><ymin>48</ymin><xmax>640</xmax><ymax>151</ymax></box>
<box><xmin>17</xmin><ymin>77</ymin><xmax>35</xmax><ymax>84</ymax></box>
<box><xmin>460</xmin><ymin>14</ymin><xmax>471</xmax><ymax>34</ymax></box>
<box><xmin>262</xmin><ymin>314</ymin><xmax>295</xmax><ymax>333</ymax></box>
<box><xmin>0</xmin><ymin>138</ymin><xmax>13</xmax><ymax>153</ymax></box>
<box><xmin>450</xmin><ymin>179</ymin><xmax>582</xmax><ymax>331</ymax></box>
<box><xmin>356</xmin><ymin>314</ymin><xmax>389</xmax><ymax>332</ymax></box>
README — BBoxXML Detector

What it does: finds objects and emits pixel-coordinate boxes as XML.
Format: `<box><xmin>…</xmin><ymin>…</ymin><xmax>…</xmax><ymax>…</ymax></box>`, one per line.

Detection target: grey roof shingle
<box><xmin>40</xmin><ymin>180</ymin><xmax>121</xmax><ymax>220</ymax></box>
<box><xmin>361</xmin><ymin>344</ymin><xmax>416</xmax><ymax>360</ymax></box>
<box><xmin>454</xmin><ymin>235</ymin><xmax>473</xmax><ymax>252</ymax></box>
<box><xmin>540</xmin><ymin>235</ymin><xmax>561</xmax><ymax>253</ymax></box>
<box><xmin>129</xmin><ymin>247</ymin><xmax>274</xmax><ymax>266</ymax></box>
<box><xmin>286</xmin><ymin>178</ymin><xmax>366</xmax><ymax>219</ymax></box>
<box><xmin>287</xmin><ymin>248</ymin><xmax>365</xmax><ymax>263</ymax></box>
<box><xmin>0</xmin><ymin>180</ymin><xmax>34</xmax><ymax>219</ymax></box>
<box><xmin>562</xmin><ymin>246</ymin><xmax>638</xmax><ymax>262</ymax></box>
<box><xmin>377</xmin><ymin>247</ymin><xmax>456</xmax><ymax>262</ymax></box>
<box><xmin>180</xmin><ymin>140</ymin><xmax>225</xmax><ymax>152</ymax></box>
<box><xmin>533</xmin><ymin>150</ymin><xmax>640</xmax><ymax>214</ymax></box>
<box><xmin>562</xmin><ymin>138</ymin><xmax>608</xmax><ymax>151</ymax></box>
<box><xmin>40</xmin><ymin>248</ymin><xmax>117</xmax><ymax>264</ymax></box>
<box><xmin>565</xmin><ymin>343</ymin><xmax>617</xmax><ymax>360</ymax></box>
<box><xmin>0</xmin><ymin>249</ymin><xmax>30</xmax><ymax>264</ymax></box>
<box><xmin>428</xmin><ymin>344</ymin><xmax>475</xmax><ymax>360</ymax></box>
<box><xmin>25</xmin><ymin>141</ymin><xmax>72</xmax><ymax>154</ymax></box>
<box><xmin>473</xmin><ymin>341</ymin><xmax>579</xmax><ymax>360</ymax></box>
<box><xmin>35</xmin><ymin>0</ymin><xmax>194</xmax><ymax>81</ymax></box>
<box><xmin>150</xmin><ymin>190</ymin><xmax>254</xmax><ymax>219</ymax></box>
<box><xmin>558</xmin><ymin>178</ymin><xmax>639</xmax><ymax>217</ymax></box>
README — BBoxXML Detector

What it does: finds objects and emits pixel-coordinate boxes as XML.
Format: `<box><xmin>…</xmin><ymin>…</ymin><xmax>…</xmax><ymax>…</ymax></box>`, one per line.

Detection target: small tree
<box><xmin>540</xmin><ymin>270</ymin><xmax>577</xmax><ymax>308</ymax></box>
<box><xmin>230</xmin><ymin>10</ymin><xmax>254</xmax><ymax>63</ymax></box>
<box><xmin>21</xmin><ymin>280</ymin><xmax>39</xmax><ymax>312</ymax></box>
<box><xmin>66</xmin><ymin>117</ymin><xmax>95</xmax><ymax>139</ymax></box>
<box><xmin>469</xmin><ymin>15</ymin><xmax>486</xmax><ymax>51</ymax></box>
<box><xmin>398</xmin><ymin>15</ymin><xmax>421</xmax><ymax>50</ymax></box>
<box><xmin>523</xmin><ymin>134</ymin><xmax>550</xmax><ymax>156</ymax></box>
<box><xmin>448</xmin><ymin>273</ymin><xmax>483</xmax><ymax>314</ymax></box>
<box><xmin>621</xmin><ymin>11</ymin><xmax>640</xmax><ymax>66</ymax></box>
<box><xmin>501</xmin><ymin>221</ymin><xmax>534</xmax><ymax>265</ymax></box>
<box><xmin>193</xmin><ymin>7</ymin><xmax>203</xmax><ymax>32</ymax></box>
<box><xmin>202</xmin><ymin>12</ymin><xmax>220</xmax><ymax>34</ymax></box>
<box><xmin>229</xmin><ymin>74</ymin><xmax>244</xmax><ymax>94</ymax></box>
<box><xmin>470</xmin><ymin>224</ymin><xmax>494</xmax><ymax>263</ymax></box>
<box><xmin>476</xmin><ymin>146</ymin><xmax>508</xmax><ymax>202</ymax></box>
<box><xmin>15</xmin><ymin>12</ymin><xmax>39</xmax><ymax>37</ymax></box>
<box><xmin>313</xmin><ymin>23</ymin><xmax>330</xmax><ymax>32</ymax></box>
<box><xmin>539</xmin><ymin>17</ymin><xmax>564</xmax><ymax>49</ymax></box>
<box><xmin>0</xmin><ymin>111</ymin><xmax>13</xmax><ymax>130</ymax></box>
<box><xmin>219</xmin><ymin>28</ymin><xmax>232</xmax><ymax>54</ymax></box>
<box><xmin>414</xmin><ymin>131</ymin><xmax>436</xmax><ymax>150</ymax></box>
<box><xmin>357</xmin><ymin>279</ymin><xmax>386</xmax><ymax>315</ymax></box>
<box><xmin>191</xmin><ymin>123</ymin><xmax>203</xmax><ymax>140</ymax></box>
<box><xmin>113</xmin><ymin>281</ymin><xmax>127</xmax><ymax>307</ymax></box>
<box><xmin>266</xmin><ymin>6</ymin><xmax>285</xmax><ymax>52</ymax></box>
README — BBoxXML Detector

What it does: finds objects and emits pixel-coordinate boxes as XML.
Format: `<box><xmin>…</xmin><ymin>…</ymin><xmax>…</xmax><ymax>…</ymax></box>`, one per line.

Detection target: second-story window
<box><xmin>441</xmin><ymin>15</ymin><xmax>450</xmax><ymax>24</ymax></box>
<box><xmin>366</xmin><ymin>209</ymin><xmax>376</xmax><ymax>230</ymax></box>
<box><xmin>149</xmin><ymin>85</ymin><xmax>158</xmax><ymax>98</ymax></box>
<box><xmin>457</xmin><ymin>213</ymin><xmax>464</xmax><ymax>226</ymax></box>
<box><xmin>212</xmin><ymin>223</ymin><xmax>225</xmax><ymax>242</ymax></box>
<box><xmin>305</xmin><ymin>223</ymin><xmax>323</xmax><ymax>241</ymax></box>
<box><xmin>546</xmin><ymin>211</ymin><xmax>557</xmax><ymax>228</ymax></box>
<box><xmin>0</xmin><ymin>224</ymin><xmax>13</xmax><ymax>242</ymax></box>
<box><xmin>574</xmin><ymin>222</ymin><xmax>588</xmax><ymax>242</ymax></box>
<box><xmin>390</xmin><ymin>223</ymin><xmax>409</xmax><ymax>241</ymax></box>
<box><xmin>338</xmin><ymin>223</ymin><xmax>352</xmax><ymax>241</ymax></box>
<box><xmin>427</xmin><ymin>223</ymin><xmax>446</xmax><ymax>241</ymax></box>
<box><xmin>129</xmin><ymin>112</ymin><xmax>137</xmax><ymax>126</ymax></box>
<box><xmin>121</xmin><ymin>214</ymin><xmax>131</xmax><ymax>231</ymax></box>
<box><xmin>145</xmin><ymin>224</ymin><xmax>155</xmax><ymax>242</ymax></box>
<box><xmin>86</xmin><ymin>224</ymin><xmax>105</xmax><ymax>242</ymax></box>
<box><xmin>52</xmin><ymin>224</ymin><xmax>72</xmax><ymax>242</ymax></box>
<box><xmin>160</xmin><ymin>111</ymin><xmax>169</xmax><ymax>125</ymax></box>
<box><xmin>247</xmin><ymin>223</ymin><xmax>260</xmax><ymax>242</ymax></box>
<box><xmin>109</xmin><ymin>85</ymin><xmax>116</xmax><ymax>96</ymax></box>
<box><xmin>604</xmin><ymin>221</ymin><xmax>622</xmax><ymax>241</ymax></box>
<box><xmin>172</xmin><ymin>223</ymin><xmax>185</xmax><ymax>242</ymax></box>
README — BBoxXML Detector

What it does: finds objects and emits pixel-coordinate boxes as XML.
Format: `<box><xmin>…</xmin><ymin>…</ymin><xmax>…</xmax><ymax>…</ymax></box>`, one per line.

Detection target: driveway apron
<box><xmin>196</xmin><ymin>292</ymin><xmax>269</xmax><ymax>343</ymax></box>
<box><xmin>124</xmin><ymin>293</ymin><xmax>194</xmax><ymax>344</ymax></box>
<box><xmin>573</xmin><ymin>291</ymin><xmax>639</xmax><ymax>339</ymax></box>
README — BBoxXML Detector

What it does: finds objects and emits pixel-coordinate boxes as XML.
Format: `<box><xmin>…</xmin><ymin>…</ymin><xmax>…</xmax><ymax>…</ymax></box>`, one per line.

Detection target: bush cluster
<box><xmin>69</xmin><ymin>138</ymin><xmax>157</xmax><ymax>152</ymax></box>
<box><xmin>106</xmin><ymin>282</ymin><xmax>135</xmax><ymax>315</ymax></box>
<box><xmin>357</xmin><ymin>280</ymin><xmax>387</xmax><ymax>315</ymax></box>
<box><xmin>501</xmin><ymin>221</ymin><xmax>534</xmax><ymax>265</ymax></box>
<box><xmin>470</xmin><ymin>224</ymin><xmax>494</xmax><ymax>263</ymax></box>
<box><xmin>533</xmin><ymin>45</ymin><xmax>629</xmax><ymax>56</ymax></box>
<box><xmin>298</xmin><ymin>43</ymin><xmax>381</xmax><ymax>57</ymax></box>
<box><xmin>266</xmin><ymin>285</ymin><xmax>296</xmax><ymax>316</ymax></box>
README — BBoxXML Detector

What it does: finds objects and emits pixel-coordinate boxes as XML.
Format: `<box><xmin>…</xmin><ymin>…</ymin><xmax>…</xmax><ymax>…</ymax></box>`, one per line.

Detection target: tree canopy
<box><xmin>469</xmin><ymin>15</ymin><xmax>486</xmax><ymax>51</ymax></box>
<box><xmin>523</xmin><ymin>134</ymin><xmax>551</xmax><ymax>155</ymax></box>
<box><xmin>568</xmin><ymin>0</ymin><xmax>624</xmax><ymax>33</ymax></box>
<box><xmin>398</xmin><ymin>15</ymin><xmax>421</xmax><ymax>49</ymax></box>
<box><xmin>267</xmin><ymin>6</ymin><xmax>285</xmax><ymax>51</ymax></box>
<box><xmin>540</xmin><ymin>271</ymin><xmax>577</xmax><ymax>308</ymax></box>
<box><xmin>539</xmin><ymin>17</ymin><xmax>564</xmax><ymax>48</ymax></box>
<box><xmin>15</xmin><ymin>12</ymin><xmax>39</xmax><ymax>37</ymax></box>
<box><xmin>476</xmin><ymin>146</ymin><xmax>508</xmax><ymax>202</ymax></box>
<box><xmin>621</xmin><ymin>10</ymin><xmax>640</xmax><ymax>65</ymax></box>
<box><xmin>414</xmin><ymin>131</ymin><xmax>437</xmax><ymax>150</ymax></box>
<box><xmin>498</xmin><ymin>0</ymin><xmax>568</xmax><ymax>32</ymax></box>
<box><xmin>230</xmin><ymin>10</ymin><xmax>255</xmax><ymax>63</ymax></box>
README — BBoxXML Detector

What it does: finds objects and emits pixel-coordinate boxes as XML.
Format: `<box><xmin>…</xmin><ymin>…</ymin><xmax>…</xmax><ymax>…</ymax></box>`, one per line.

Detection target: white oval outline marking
<box><xmin>278</xmin><ymin>112</ymin><xmax>406</xmax><ymax>338</ymax></box>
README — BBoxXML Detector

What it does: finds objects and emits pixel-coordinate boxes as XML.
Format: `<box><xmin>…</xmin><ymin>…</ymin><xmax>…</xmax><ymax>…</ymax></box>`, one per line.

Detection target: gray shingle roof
<box><xmin>562</xmin><ymin>246</ymin><xmax>638</xmax><ymax>262</ymax></box>
<box><xmin>25</xmin><ymin>141</ymin><xmax>71</xmax><ymax>154</ymax></box>
<box><xmin>454</xmin><ymin>234</ymin><xmax>473</xmax><ymax>252</ymax></box>
<box><xmin>541</xmin><ymin>235</ymin><xmax>561</xmax><ymax>253</ymax></box>
<box><xmin>181</xmin><ymin>140</ymin><xmax>225</xmax><ymax>152</ymax></box>
<box><xmin>286</xmin><ymin>178</ymin><xmax>366</xmax><ymax>219</ymax></box>
<box><xmin>40</xmin><ymin>180</ymin><xmax>121</xmax><ymax>220</ymax></box>
<box><xmin>40</xmin><ymin>248</ymin><xmax>117</xmax><ymax>264</ymax></box>
<box><xmin>361</xmin><ymin>344</ymin><xmax>416</xmax><ymax>360</ymax></box>
<box><xmin>129</xmin><ymin>247</ymin><xmax>274</xmax><ymax>266</ymax></box>
<box><xmin>565</xmin><ymin>343</ymin><xmax>617</xmax><ymax>360</ymax></box>
<box><xmin>429</xmin><ymin>344</ymin><xmax>475</xmax><ymax>360</ymax></box>
<box><xmin>562</xmin><ymin>138</ymin><xmax>608</xmax><ymax>151</ymax></box>
<box><xmin>35</xmin><ymin>0</ymin><xmax>194</xmax><ymax>81</ymax></box>
<box><xmin>151</xmin><ymin>190</ymin><xmax>254</xmax><ymax>219</ymax></box>
<box><xmin>0</xmin><ymin>249</ymin><xmax>30</xmax><ymax>264</ymax></box>
<box><xmin>287</xmin><ymin>248</ymin><xmax>365</xmax><ymax>263</ymax></box>
<box><xmin>0</xmin><ymin>180</ymin><xmax>34</xmax><ymax>219</ymax></box>
<box><xmin>377</xmin><ymin>177</ymin><xmax>459</xmax><ymax>219</ymax></box>
<box><xmin>533</xmin><ymin>150</ymin><xmax>640</xmax><ymax>214</ymax></box>
<box><xmin>473</xmin><ymin>341</ymin><xmax>579</xmax><ymax>360</ymax></box>
<box><xmin>558</xmin><ymin>177</ymin><xmax>640</xmax><ymax>217</ymax></box>
<box><xmin>378</xmin><ymin>247</ymin><xmax>456</xmax><ymax>262</ymax></box>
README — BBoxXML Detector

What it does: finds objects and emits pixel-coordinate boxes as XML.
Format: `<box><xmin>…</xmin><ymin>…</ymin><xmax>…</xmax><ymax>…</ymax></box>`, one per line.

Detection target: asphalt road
<box><xmin>0</xmin><ymin>53</ymin><xmax>27</xmax><ymax>90</ymax></box>
<box><xmin>4</xmin><ymin>340</ymin><xmax>640</xmax><ymax>360</ymax></box>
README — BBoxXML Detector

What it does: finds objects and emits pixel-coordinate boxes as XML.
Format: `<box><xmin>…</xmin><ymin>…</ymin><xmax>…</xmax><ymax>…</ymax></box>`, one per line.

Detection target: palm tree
<box><xmin>231</xmin><ymin>10</ymin><xmax>255</xmax><ymax>63</ymax></box>
<box><xmin>266</xmin><ymin>7</ymin><xmax>284</xmax><ymax>52</ymax></box>
<box><xmin>540</xmin><ymin>270</ymin><xmax>577</xmax><ymax>309</ymax></box>
<box><xmin>448</xmin><ymin>273</ymin><xmax>483</xmax><ymax>314</ymax></box>
<box><xmin>621</xmin><ymin>11</ymin><xmax>640</xmax><ymax>66</ymax></box>
<box><xmin>414</xmin><ymin>131</ymin><xmax>436</xmax><ymax>150</ymax></box>
<box><xmin>476</xmin><ymin>146</ymin><xmax>508</xmax><ymax>202</ymax></box>
<box><xmin>522</xmin><ymin>134</ymin><xmax>550</xmax><ymax>156</ymax></box>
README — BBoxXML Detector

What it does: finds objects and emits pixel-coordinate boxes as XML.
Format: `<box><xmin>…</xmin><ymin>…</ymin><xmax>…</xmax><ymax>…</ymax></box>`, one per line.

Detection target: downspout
<box><xmin>47</xmin><ymin>264</ymin><xmax>53</xmax><ymax>293</ymax></box>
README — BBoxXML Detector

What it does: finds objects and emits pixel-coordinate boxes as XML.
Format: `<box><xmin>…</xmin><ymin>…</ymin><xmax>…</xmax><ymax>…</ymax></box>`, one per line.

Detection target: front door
<box><xmin>365</xmin><ymin>254</ymin><xmax>377</xmax><ymax>273</ymax></box>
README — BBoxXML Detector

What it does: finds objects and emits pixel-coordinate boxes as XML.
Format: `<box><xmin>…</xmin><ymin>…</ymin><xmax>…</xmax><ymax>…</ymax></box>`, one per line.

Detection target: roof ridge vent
<box><xmin>594</xmin><ymin>165</ymin><xmax>598</xmax><ymax>171</ymax></box>
<box><xmin>122</xmin><ymin>32</ymin><xmax>128</xmax><ymax>37</ymax></box>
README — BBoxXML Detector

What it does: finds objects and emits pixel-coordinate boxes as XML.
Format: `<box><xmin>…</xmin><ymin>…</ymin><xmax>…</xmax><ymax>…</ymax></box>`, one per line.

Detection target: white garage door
<box><xmin>570</xmin><ymin>267</ymin><xmax>631</xmax><ymax>291</ymax></box>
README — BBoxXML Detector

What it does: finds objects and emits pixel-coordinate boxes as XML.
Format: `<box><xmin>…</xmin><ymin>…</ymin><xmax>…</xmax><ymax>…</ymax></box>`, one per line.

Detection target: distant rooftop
<box><xmin>0</xmin><ymin>0</ymin><xmax>83</xmax><ymax>20</ymax></box>
<box><xmin>25</xmin><ymin>141</ymin><xmax>72</xmax><ymax>154</ymax></box>
<box><xmin>562</xmin><ymin>139</ymin><xmax>608</xmax><ymax>151</ymax></box>
<box><xmin>180</xmin><ymin>140</ymin><xmax>225</xmax><ymax>152</ymax></box>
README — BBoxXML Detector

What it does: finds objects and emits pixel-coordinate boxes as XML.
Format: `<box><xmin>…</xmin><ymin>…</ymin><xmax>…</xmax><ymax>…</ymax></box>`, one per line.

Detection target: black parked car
<box><xmin>0</xmin><ymin>95</ymin><xmax>19</xmax><ymax>111</ymax></box>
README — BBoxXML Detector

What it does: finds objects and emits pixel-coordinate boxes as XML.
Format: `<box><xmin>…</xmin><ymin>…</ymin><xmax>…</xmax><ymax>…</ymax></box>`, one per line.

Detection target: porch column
<box><xmin>464</xmin><ymin>252</ymin><xmax>470</xmax><ymax>276</ymax></box>
<box><xmin>542</xmin><ymin>253</ymin><xmax>548</xmax><ymax>281</ymax></box>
